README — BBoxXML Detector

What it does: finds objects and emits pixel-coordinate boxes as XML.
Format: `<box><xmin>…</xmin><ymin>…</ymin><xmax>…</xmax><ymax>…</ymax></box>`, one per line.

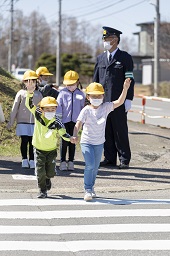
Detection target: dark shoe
<box><xmin>100</xmin><ymin>159</ymin><xmax>116</xmax><ymax>167</ymax></box>
<box><xmin>46</xmin><ymin>178</ymin><xmax>52</xmax><ymax>191</ymax></box>
<box><xmin>37</xmin><ymin>190</ymin><xmax>47</xmax><ymax>198</ymax></box>
<box><xmin>119</xmin><ymin>163</ymin><xmax>129</xmax><ymax>169</ymax></box>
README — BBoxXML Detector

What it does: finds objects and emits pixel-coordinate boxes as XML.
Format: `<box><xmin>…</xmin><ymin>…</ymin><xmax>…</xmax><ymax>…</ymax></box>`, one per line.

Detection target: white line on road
<box><xmin>0</xmin><ymin>240</ymin><xmax>170</xmax><ymax>251</ymax></box>
<box><xmin>132</xmin><ymin>105</ymin><xmax>162</xmax><ymax>111</ymax></box>
<box><xmin>0</xmin><ymin>198</ymin><xmax>169</xmax><ymax>206</ymax></box>
<box><xmin>0</xmin><ymin>209</ymin><xmax>170</xmax><ymax>219</ymax></box>
<box><xmin>12</xmin><ymin>175</ymin><xmax>36</xmax><ymax>180</ymax></box>
<box><xmin>1</xmin><ymin>224</ymin><xmax>170</xmax><ymax>234</ymax></box>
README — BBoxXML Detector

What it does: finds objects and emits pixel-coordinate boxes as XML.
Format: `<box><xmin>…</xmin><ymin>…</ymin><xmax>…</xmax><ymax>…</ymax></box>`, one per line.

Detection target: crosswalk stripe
<box><xmin>0</xmin><ymin>209</ymin><xmax>170</xmax><ymax>219</ymax></box>
<box><xmin>1</xmin><ymin>224</ymin><xmax>170</xmax><ymax>234</ymax></box>
<box><xmin>0</xmin><ymin>198</ymin><xmax>169</xmax><ymax>206</ymax></box>
<box><xmin>0</xmin><ymin>240</ymin><xmax>170</xmax><ymax>251</ymax></box>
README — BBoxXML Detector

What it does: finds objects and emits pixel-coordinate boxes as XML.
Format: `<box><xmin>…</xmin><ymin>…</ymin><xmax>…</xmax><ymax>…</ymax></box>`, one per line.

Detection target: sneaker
<box><xmin>68</xmin><ymin>161</ymin><xmax>74</xmax><ymax>171</ymax></box>
<box><xmin>84</xmin><ymin>191</ymin><xmax>92</xmax><ymax>201</ymax></box>
<box><xmin>92</xmin><ymin>189</ymin><xmax>96</xmax><ymax>198</ymax></box>
<box><xmin>22</xmin><ymin>159</ymin><xmax>29</xmax><ymax>168</ymax></box>
<box><xmin>37</xmin><ymin>190</ymin><xmax>47</xmax><ymax>199</ymax></box>
<box><xmin>46</xmin><ymin>178</ymin><xmax>52</xmax><ymax>191</ymax></box>
<box><xmin>29</xmin><ymin>160</ymin><xmax>35</xmax><ymax>169</ymax></box>
<box><xmin>59</xmin><ymin>161</ymin><xmax>67</xmax><ymax>171</ymax></box>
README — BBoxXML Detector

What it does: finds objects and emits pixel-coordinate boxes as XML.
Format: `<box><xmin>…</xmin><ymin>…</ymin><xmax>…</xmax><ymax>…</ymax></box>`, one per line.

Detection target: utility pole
<box><xmin>56</xmin><ymin>0</ymin><xmax>62</xmax><ymax>85</ymax></box>
<box><xmin>8</xmin><ymin>0</ymin><xmax>14</xmax><ymax>73</ymax></box>
<box><xmin>153</xmin><ymin>0</ymin><xmax>160</xmax><ymax>96</ymax></box>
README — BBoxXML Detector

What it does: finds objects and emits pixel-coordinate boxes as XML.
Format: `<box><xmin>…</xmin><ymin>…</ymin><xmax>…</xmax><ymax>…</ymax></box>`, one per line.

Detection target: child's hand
<box><xmin>26</xmin><ymin>80</ymin><xmax>36</xmax><ymax>93</ymax></box>
<box><xmin>70</xmin><ymin>136</ymin><xmax>78</xmax><ymax>144</ymax></box>
<box><xmin>123</xmin><ymin>78</ymin><xmax>131</xmax><ymax>90</ymax></box>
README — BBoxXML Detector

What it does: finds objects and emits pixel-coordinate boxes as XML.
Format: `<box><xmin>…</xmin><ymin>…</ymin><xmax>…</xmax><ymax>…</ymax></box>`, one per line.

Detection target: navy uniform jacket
<box><xmin>93</xmin><ymin>48</ymin><xmax>135</xmax><ymax>102</ymax></box>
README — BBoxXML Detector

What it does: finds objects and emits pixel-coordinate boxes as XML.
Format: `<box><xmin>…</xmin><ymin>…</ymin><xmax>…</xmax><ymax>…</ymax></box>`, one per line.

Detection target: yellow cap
<box><xmin>36</xmin><ymin>67</ymin><xmax>53</xmax><ymax>77</ymax></box>
<box><xmin>85</xmin><ymin>82</ymin><xmax>104</xmax><ymax>95</ymax></box>
<box><xmin>23</xmin><ymin>70</ymin><xmax>38</xmax><ymax>81</ymax></box>
<box><xmin>63</xmin><ymin>70</ymin><xmax>79</xmax><ymax>85</ymax></box>
<box><xmin>39</xmin><ymin>96</ymin><xmax>58</xmax><ymax>107</ymax></box>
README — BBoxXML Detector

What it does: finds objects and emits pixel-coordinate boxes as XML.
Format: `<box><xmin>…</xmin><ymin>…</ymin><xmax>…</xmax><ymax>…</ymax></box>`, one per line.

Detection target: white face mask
<box><xmin>67</xmin><ymin>84</ymin><xmax>77</xmax><ymax>92</ymax></box>
<box><xmin>40</xmin><ymin>79</ymin><xmax>48</xmax><ymax>86</ymax></box>
<box><xmin>89</xmin><ymin>98</ymin><xmax>103</xmax><ymax>107</ymax></box>
<box><xmin>103</xmin><ymin>38</ymin><xmax>116</xmax><ymax>51</ymax></box>
<box><xmin>44</xmin><ymin>112</ymin><xmax>56</xmax><ymax>120</ymax></box>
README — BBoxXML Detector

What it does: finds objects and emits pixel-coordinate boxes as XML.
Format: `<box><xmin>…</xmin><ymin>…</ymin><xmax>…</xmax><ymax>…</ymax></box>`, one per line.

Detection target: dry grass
<box><xmin>134</xmin><ymin>84</ymin><xmax>152</xmax><ymax>96</ymax></box>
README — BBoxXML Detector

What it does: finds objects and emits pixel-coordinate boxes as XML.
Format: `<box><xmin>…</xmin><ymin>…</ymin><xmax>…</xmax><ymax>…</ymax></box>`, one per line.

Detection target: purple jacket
<box><xmin>56</xmin><ymin>87</ymin><xmax>85</xmax><ymax>123</ymax></box>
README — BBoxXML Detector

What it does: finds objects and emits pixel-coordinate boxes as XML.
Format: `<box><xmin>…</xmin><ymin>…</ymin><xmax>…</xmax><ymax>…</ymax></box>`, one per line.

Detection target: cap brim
<box><xmin>63</xmin><ymin>80</ymin><xmax>77</xmax><ymax>85</ymax></box>
<box><xmin>23</xmin><ymin>76</ymin><xmax>38</xmax><ymax>80</ymax></box>
<box><xmin>40</xmin><ymin>104</ymin><xmax>57</xmax><ymax>107</ymax></box>
<box><xmin>41</xmin><ymin>72</ymin><xmax>53</xmax><ymax>76</ymax></box>
<box><xmin>86</xmin><ymin>91</ymin><xmax>104</xmax><ymax>95</ymax></box>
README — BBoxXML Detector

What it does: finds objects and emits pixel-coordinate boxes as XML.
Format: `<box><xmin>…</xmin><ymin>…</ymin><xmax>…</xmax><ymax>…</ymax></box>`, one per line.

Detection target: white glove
<box><xmin>124</xmin><ymin>99</ymin><xmax>131</xmax><ymax>112</ymax></box>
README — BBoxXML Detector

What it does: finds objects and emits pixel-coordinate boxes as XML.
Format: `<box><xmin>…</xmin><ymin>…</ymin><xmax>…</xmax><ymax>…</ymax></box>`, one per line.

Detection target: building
<box><xmin>133</xmin><ymin>22</ymin><xmax>170</xmax><ymax>84</ymax></box>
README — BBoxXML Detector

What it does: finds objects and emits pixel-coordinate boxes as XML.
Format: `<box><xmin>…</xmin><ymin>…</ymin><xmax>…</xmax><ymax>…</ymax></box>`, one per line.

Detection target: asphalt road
<box><xmin>128</xmin><ymin>97</ymin><xmax>170</xmax><ymax>128</ymax></box>
<box><xmin>0</xmin><ymin>120</ymin><xmax>170</xmax><ymax>255</ymax></box>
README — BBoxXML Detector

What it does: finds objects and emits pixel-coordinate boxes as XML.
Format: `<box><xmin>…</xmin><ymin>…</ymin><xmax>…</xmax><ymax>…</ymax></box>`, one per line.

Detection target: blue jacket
<box><xmin>93</xmin><ymin>48</ymin><xmax>135</xmax><ymax>102</ymax></box>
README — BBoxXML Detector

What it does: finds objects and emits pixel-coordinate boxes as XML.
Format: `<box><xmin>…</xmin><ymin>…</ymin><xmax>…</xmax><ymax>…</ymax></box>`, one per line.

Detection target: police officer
<box><xmin>93</xmin><ymin>26</ymin><xmax>135</xmax><ymax>169</ymax></box>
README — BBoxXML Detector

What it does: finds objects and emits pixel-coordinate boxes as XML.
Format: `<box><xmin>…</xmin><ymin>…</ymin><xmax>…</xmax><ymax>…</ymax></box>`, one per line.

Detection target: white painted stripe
<box><xmin>12</xmin><ymin>175</ymin><xmax>36</xmax><ymax>180</ymax></box>
<box><xmin>132</xmin><ymin>105</ymin><xmax>162</xmax><ymax>111</ymax></box>
<box><xmin>1</xmin><ymin>224</ymin><xmax>170</xmax><ymax>234</ymax></box>
<box><xmin>0</xmin><ymin>209</ymin><xmax>170</xmax><ymax>219</ymax></box>
<box><xmin>0</xmin><ymin>198</ymin><xmax>169</xmax><ymax>206</ymax></box>
<box><xmin>0</xmin><ymin>240</ymin><xmax>170</xmax><ymax>251</ymax></box>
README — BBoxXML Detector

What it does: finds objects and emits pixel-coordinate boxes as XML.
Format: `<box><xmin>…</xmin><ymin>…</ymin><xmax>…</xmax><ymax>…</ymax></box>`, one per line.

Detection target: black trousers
<box><xmin>104</xmin><ymin>105</ymin><xmax>131</xmax><ymax>165</ymax></box>
<box><xmin>60</xmin><ymin>121</ymin><xmax>75</xmax><ymax>162</ymax></box>
<box><xmin>20</xmin><ymin>136</ymin><xmax>34</xmax><ymax>160</ymax></box>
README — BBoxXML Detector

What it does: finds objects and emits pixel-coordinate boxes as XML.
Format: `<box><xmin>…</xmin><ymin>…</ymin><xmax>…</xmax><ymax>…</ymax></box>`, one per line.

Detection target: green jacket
<box><xmin>25</xmin><ymin>92</ymin><xmax>70</xmax><ymax>151</ymax></box>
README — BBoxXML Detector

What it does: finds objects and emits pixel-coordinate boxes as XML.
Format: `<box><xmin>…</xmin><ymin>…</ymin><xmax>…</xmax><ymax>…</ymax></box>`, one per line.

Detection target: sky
<box><xmin>2</xmin><ymin>0</ymin><xmax>170</xmax><ymax>40</ymax></box>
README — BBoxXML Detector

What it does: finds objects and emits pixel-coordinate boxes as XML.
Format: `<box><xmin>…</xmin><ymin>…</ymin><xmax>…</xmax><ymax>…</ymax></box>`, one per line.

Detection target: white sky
<box><xmin>2</xmin><ymin>0</ymin><xmax>170</xmax><ymax>39</ymax></box>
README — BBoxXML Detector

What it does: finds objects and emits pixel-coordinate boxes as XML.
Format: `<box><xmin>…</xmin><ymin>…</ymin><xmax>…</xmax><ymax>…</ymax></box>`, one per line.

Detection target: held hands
<box><xmin>70</xmin><ymin>136</ymin><xmax>78</xmax><ymax>144</ymax></box>
<box><xmin>26</xmin><ymin>80</ymin><xmax>36</xmax><ymax>93</ymax></box>
<box><xmin>123</xmin><ymin>78</ymin><xmax>131</xmax><ymax>90</ymax></box>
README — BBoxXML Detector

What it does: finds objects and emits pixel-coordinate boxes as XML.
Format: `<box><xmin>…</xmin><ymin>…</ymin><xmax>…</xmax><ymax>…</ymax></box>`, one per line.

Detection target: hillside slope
<box><xmin>0</xmin><ymin>67</ymin><xmax>21</xmax><ymax>155</ymax></box>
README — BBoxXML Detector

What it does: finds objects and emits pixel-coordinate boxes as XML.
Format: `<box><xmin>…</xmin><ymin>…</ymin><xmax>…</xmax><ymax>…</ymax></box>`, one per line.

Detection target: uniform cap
<box><xmin>63</xmin><ymin>70</ymin><xmax>79</xmax><ymax>85</ymax></box>
<box><xmin>39</xmin><ymin>96</ymin><xmax>58</xmax><ymax>107</ymax></box>
<box><xmin>23</xmin><ymin>70</ymin><xmax>38</xmax><ymax>81</ymax></box>
<box><xmin>86</xmin><ymin>82</ymin><xmax>104</xmax><ymax>95</ymax></box>
<box><xmin>36</xmin><ymin>67</ymin><xmax>53</xmax><ymax>77</ymax></box>
<box><xmin>102</xmin><ymin>26</ymin><xmax>122</xmax><ymax>39</ymax></box>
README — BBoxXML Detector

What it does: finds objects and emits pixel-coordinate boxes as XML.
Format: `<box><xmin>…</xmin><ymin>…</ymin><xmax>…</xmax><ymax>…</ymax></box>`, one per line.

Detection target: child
<box><xmin>72</xmin><ymin>78</ymin><xmax>131</xmax><ymax>201</ymax></box>
<box><xmin>36</xmin><ymin>66</ymin><xmax>59</xmax><ymax>99</ymax></box>
<box><xmin>56</xmin><ymin>70</ymin><xmax>85</xmax><ymax>171</ymax></box>
<box><xmin>25</xmin><ymin>82</ymin><xmax>74</xmax><ymax>198</ymax></box>
<box><xmin>7</xmin><ymin>70</ymin><xmax>42</xmax><ymax>168</ymax></box>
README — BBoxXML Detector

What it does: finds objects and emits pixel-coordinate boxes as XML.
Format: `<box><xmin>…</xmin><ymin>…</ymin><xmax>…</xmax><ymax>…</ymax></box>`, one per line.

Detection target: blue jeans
<box><xmin>81</xmin><ymin>143</ymin><xmax>104</xmax><ymax>191</ymax></box>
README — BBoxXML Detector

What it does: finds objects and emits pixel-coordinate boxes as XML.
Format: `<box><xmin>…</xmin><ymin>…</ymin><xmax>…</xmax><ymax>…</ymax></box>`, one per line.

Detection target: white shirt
<box><xmin>77</xmin><ymin>102</ymin><xmax>114</xmax><ymax>145</ymax></box>
<box><xmin>107</xmin><ymin>47</ymin><xmax>118</xmax><ymax>62</ymax></box>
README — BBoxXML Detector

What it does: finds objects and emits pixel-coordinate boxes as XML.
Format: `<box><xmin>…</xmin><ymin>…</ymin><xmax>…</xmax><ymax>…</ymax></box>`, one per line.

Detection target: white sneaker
<box><xmin>29</xmin><ymin>160</ymin><xmax>35</xmax><ymax>169</ymax></box>
<box><xmin>59</xmin><ymin>161</ymin><xmax>67</xmax><ymax>171</ymax></box>
<box><xmin>84</xmin><ymin>191</ymin><xmax>92</xmax><ymax>201</ymax></box>
<box><xmin>68</xmin><ymin>161</ymin><xmax>74</xmax><ymax>171</ymax></box>
<box><xmin>22</xmin><ymin>159</ymin><xmax>29</xmax><ymax>168</ymax></box>
<box><xmin>92</xmin><ymin>189</ymin><xmax>96</xmax><ymax>198</ymax></box>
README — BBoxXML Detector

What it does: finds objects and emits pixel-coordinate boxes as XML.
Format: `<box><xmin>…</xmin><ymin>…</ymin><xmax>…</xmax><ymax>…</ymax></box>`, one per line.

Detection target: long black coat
<box><xmin>93</xmin><ymin>48</ymin><xmax>135</xmax><ymax>102</ymax></box>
